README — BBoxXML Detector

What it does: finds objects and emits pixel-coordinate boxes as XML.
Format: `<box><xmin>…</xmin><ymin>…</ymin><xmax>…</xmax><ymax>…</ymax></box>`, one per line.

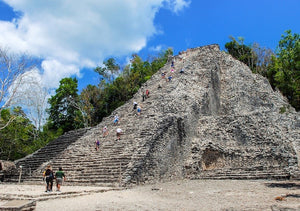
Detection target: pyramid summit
<box><xmin>10</xmin><ymin>44</ymin><xmax>300</xmax><ymax>186</ymax></box>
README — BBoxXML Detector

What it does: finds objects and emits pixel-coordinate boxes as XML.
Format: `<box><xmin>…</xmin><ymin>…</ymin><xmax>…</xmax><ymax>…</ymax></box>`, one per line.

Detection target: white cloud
<box><xmin>41</xmin><ymin>60</ymin><xmax>81</xmax><ymax>88</ymax></box>
<box><xmin>149</xmin><ymin>45</ymin><xmax>163</xmax><ymax>52</ymax></box>
<box><xmin>164</xmin><ymin>0</ymin><xmax>191</xmax><ymax>14</ymax></box>
<box><xmin>0</xmin><ymin>0</ymin><xmax>190</xmax><ymax>88</ymax></box>
<box><xmin>173</xmin><ymin>0</ymin><xmax>191</xmax><ymax>13</ymax></box>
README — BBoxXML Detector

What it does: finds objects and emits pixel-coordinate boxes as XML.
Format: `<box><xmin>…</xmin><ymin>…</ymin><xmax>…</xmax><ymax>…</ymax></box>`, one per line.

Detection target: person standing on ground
<box><xmin>55</xmin><ymin>167</ymin><xmax>66</xmax><ymax>192</ymax></box>
<box><xmin>44</xmin><ymin>165</ymin><xmax>54</xmax><ymax>192</ymax></box>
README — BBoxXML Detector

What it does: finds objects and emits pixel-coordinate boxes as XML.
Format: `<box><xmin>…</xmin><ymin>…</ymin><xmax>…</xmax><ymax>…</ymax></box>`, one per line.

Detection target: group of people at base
<box><xmin>43</xmin><ymin>165</ymin><xmax>66</xmax><ymax>192</ymax></box>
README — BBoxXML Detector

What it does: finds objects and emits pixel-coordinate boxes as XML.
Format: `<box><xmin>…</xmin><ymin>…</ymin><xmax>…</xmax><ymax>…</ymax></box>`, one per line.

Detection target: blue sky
<box><xmin>0</xmin><ymin>0</ymin><xmax>299</xmax><ymax>93</ymax></box>
<box><xmin>147</xmin><ymin>0</ymin><xmax>299</xmax><ymax>53</ymax></box>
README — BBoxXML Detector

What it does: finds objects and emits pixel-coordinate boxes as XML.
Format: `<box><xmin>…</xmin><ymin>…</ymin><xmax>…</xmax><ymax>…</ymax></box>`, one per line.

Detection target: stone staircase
<box><xmin>197</xmin><ymin>166</ymin><xmax>291</xmax><ymax>180</ymax></box>
<box><xmin>9</xmin><ymin>128</ymin><xmax>89</xmax><ymax>182</ymax></box>
<box><xmin>8</xmin><ymin>44</ymin><xmax>299</xmax><ymax>186</ymax></box>
<box><xmin>12</xmin><ymin>49</ymin><xmax>195</xmax><ymax>186</ymax></box>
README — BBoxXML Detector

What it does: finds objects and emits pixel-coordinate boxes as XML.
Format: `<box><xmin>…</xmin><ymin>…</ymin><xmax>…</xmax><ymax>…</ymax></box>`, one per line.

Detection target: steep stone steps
<box><xmin>21</xmin><ymin>120</ymin><xmax>146</xmax><ymax>185</ymax></box>
<box><xmin>14</xmin><ymin>128</ymin><xmax>89</xmax><ymax>172</ymax></box>
<box><xmin>194</xmin><ymin>165</ymin><xmax>291</xmax><ymax>180</ymax></box>
<box><xmin>198</xmin><ymin>171</ymin><xmax>291</xmax><ymax>180</ymax></box>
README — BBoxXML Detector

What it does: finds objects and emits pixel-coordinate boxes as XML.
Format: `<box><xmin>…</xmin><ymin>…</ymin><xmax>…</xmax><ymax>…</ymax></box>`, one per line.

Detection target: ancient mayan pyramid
<box><xmin>13</xmin><ymin>44</ymin><xmax>300</xmax><ymax>186</ymax></box>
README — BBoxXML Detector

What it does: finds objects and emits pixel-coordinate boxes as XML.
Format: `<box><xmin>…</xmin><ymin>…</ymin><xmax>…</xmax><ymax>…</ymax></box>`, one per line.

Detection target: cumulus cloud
<box><xmin>0</xmin><ymin>0</ymin><xmax>190</xmax><ymax>88</ymax></box>
<box><xmin>164</xmin><ymin>0</ymin><xmax>191</xmax><ymax>13</ymax></box>
<box><xmin>41</xmin><ymin>60</ymin><xmax>81</xmax><ymax>88</ymax></box>
<box><xmin>149</xmin><ymin>45</ymin><xmax>163</xmax><ymax>52</ymax></box>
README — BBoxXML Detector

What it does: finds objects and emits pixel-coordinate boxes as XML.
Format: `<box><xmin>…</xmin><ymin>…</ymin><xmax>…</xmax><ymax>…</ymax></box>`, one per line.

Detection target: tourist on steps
<box><xmin>95</xmin><ymin>140</ymin><xmax>100</xmax><ymax>151</ymax></box>
<box><xmin>142</xmin><ymin>91</ymin><xmax>146</xmax><ymax>101</ymax></box>
<box><xmin>116</xmin><ymin>128</ymin><xmax>123</xmax><ymax>140</ymax></box>
<box><xmin>146</xmin><ymin>89</ymin><xmax>149</xmax><ymax>98</ymax></box>
<box><xmin>44</xmin><ymin>165</ymin><xmax>54</xmax><ymax>192</ymax></box>
<box><xmin>133</xmin><ymin>101</ymin><xmax>138</xmax><ymax>110</ymax></box>
<box><xmin>137</xmin><ymin>105</ymin><xmax>142</xmax><ymax>116</ymax></box>
<box><xmin>55</xmin><ymin>167</ymin><xmax>66</xmax><ymax>192</ymax></box>
<box><xmin>102</xmin><ymin>126</ymin><xmax>109</xmax><ymax>137</ymax></box>
<box><xmin>180</xmin><ymin>67</ymin><xmax>185</xmax><ymax>74</ymax></box>
<box><xmin>113</xmin><ymin>115</ymin><xmax>119</xmax><ymax>125</ymax></box>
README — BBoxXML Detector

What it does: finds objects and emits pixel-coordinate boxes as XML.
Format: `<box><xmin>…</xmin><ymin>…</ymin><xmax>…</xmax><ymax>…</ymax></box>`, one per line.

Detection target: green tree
<box><xmin>47</xmin><ymin>77</ymin><xmax>83</xmax><ymax>132</ymax></box>
<box><xmin>94</xmin><ymin>58</ymin><xmax>120</xmax><ymax>83</ymax></box>
<box><xmin>225</xmin><ymin>36</ymin><xmax>256</xmax><ymax>70</ymax></box>
<box><xmin>79</xmin><ymin>84</ymin><xmax>104</xmax><ymax>126</ymax></box>
<box><xmin>0</xmin><ymin>107</ymin><xmax>37</xmax><ymax>160</ymax></box>
<box><xmin>268</xmin><ymin>30</ymin><xmax>300</xmax><ymax>110</ymax></box>
<box><xmin>88</xmin><ymin>48</ymin><xmax>172</xmax><ymax>126</ymax></box>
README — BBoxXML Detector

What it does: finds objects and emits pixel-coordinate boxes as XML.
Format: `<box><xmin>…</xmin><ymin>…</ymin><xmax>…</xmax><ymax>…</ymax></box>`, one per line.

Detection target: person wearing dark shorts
<box><xmin>44</xmin><ymin>165</ymin><xmax>54</xmax><ymax>192</ymax></box>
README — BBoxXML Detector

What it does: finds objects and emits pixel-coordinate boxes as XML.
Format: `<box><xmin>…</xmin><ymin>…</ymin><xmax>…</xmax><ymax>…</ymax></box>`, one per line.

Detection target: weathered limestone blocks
<box><xmin>126</xmin><ymin>44</ymin><xmax>299</xmax><ymax>183</ymax></box>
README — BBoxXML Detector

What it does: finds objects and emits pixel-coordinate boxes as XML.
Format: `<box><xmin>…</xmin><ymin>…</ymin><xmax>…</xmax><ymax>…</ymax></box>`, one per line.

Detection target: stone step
<box><xmin>199</xmin><ymin>174</ymin><xmax>290</xmax><ymax>180</ymax></box>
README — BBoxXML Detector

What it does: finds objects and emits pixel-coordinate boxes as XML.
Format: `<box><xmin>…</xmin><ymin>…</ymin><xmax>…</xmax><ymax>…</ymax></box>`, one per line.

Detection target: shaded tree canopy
<box><xmin>47</xmin><ymin>77</ymin><xmax>83</xmax><ymax>132</ymax></box>
<box><xmin>268</xmin><ymin>30</ymin><xmax>300</xmax><ymax>110</ymax></box>
<box><xmin>225</xmin><ymin>36</ymin><xmax>255</xmax><ymax>70</ymax></box>
<box><xmin>0</xmin><ymin>107</ymin><xmax>35</xmax><ymax>160</ymax></box>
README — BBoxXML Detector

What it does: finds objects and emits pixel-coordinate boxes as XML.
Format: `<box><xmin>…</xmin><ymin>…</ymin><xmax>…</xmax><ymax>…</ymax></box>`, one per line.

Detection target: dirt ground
<box><xmin>1</xmin><ymin>180</ymin><xmax>300</xmax><ymax>211</ymax></box>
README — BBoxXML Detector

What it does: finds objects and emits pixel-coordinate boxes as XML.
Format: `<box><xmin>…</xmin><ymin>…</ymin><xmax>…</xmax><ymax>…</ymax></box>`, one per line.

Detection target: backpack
<box><xmin>45</xmin><ymin>169</ymin><xmax>54</xmax><ymax>179</ymax></box>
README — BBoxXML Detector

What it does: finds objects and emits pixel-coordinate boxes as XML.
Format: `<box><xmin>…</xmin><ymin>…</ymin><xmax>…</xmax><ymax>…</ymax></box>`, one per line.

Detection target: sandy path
<box><xmin>1</xmin><ymin>180</ymin><xmax>299</xmax><ymax>211</ymax></box>
<box><xmin>36</xmin><ymin>180</ymin><xmax>300</xmax><ymax>211</ymax></box>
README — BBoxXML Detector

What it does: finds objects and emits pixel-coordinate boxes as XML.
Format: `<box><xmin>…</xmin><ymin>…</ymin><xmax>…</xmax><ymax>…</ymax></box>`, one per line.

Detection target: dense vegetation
<box><xmin>0</xmin><ymin>30</ymin><xmax>298</xmax><ymax>161</ymax></box>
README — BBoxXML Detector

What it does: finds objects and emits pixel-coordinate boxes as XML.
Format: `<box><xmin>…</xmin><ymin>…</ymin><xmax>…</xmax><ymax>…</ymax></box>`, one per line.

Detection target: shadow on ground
<box><xmin>265</xmin><ymin>182</ymin><xmax>300</xmax><ymax>190</ymax></box>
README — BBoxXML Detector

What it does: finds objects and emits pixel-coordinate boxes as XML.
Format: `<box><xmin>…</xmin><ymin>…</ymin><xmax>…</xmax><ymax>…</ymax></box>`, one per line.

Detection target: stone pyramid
<box><xmin>13</xmin><ymin>44</ymin><xmax>300</xmax><ymax>186</ymax></box>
